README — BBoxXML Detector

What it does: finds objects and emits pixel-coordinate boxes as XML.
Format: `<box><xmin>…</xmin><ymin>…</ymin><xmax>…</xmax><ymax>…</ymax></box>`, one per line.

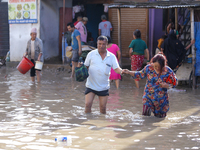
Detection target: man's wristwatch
<box><xmin>120</xmin><ymin>70</ymin><xmax>123</xmax><ymax>75</ymax></box>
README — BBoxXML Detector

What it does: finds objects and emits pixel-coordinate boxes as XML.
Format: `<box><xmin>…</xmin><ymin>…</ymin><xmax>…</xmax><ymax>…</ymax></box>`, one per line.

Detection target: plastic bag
<box><xmin>75</xmin><ymin>65</ymin><xmax>89</xmax><ymax>82</ymax></box>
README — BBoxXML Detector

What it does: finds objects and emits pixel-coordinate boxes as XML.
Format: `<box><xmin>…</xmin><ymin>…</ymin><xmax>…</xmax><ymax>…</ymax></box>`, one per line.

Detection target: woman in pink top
<box><xmin>107</xmin><ymin>37</ymin><xmax>121</xmax><ymax>89</ymax></box>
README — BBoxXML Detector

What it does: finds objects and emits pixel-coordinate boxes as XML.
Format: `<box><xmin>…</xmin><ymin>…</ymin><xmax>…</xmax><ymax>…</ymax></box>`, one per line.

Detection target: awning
<box><xmin>108</xmin><ymin>1</ymin><xmax>200</xmax><ymax>9</ymax></box>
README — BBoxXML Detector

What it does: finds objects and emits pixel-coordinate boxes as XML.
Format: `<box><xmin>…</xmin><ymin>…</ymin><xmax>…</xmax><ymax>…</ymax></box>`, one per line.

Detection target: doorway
<box><xmin>86</xmin><ymin>4</ymin><xmax>104</xmax><ymax>43</ymax></box>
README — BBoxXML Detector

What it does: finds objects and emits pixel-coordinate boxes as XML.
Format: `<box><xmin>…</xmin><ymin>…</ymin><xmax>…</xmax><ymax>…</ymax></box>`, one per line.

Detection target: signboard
<box><xmin>8</xmin><ymin>0</ymin><xmax>37</xmax><ymax>24</ymax></box>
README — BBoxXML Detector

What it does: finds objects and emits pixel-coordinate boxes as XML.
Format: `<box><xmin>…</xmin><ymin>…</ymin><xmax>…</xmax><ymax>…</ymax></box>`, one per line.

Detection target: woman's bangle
<box><xmin>147</xmin><ymin>60</ymin><xmax>150</xmax><ymax>62</ymax></box>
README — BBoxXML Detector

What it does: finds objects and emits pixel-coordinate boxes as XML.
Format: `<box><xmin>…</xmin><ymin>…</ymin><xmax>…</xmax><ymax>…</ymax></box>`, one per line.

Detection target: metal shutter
<box><xmin>120</xmin><ymin>8</ymin><xmax>148</xmax><ymax>57</ymax></box>
<box><xmin>0</xmin><ymin>2</ymin><xmax>9</xmax><ymax>56</ymax></box>
<box><xmin>109</xmin><ymin>8</ymin><xmax>148</xmax><ymax>57</ymax></box>
<box><xmin>109</xmin><ymin>8</ymin><xmax>119</xmax><ymax>45</ymax></box>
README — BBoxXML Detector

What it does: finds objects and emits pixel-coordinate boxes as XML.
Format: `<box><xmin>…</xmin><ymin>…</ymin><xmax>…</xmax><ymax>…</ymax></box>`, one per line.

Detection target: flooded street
<box><xmin>0</xmin><ymin>66</ymin><xmax>200</xmax><ymax>150</ymax></box>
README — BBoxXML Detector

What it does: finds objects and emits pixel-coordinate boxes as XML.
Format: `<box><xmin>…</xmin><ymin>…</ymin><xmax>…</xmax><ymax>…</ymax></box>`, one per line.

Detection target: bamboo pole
<box><xmin>190</xmin><ymin>8</ymin><xmax>196</xmax><ymax>89</ymax></box>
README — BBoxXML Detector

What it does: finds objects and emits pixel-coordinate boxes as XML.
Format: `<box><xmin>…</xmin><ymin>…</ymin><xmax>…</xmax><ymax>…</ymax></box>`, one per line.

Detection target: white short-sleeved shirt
<box><xmin>98</xmin><ymin>21</ymin><xmax>112</xmax><ymax>37</ymax></box>
<box><xmin>84</xmin><ymin>49</ymin><xmax>119</xmax><ymax>91</ymax></box>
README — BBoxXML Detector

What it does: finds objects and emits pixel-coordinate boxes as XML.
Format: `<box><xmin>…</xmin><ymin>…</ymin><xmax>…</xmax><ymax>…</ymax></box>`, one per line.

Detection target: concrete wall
<box><xmin>10</xmin><ymin>0</ymin><xmax>41</xmax><ymax>61</ymax></box>
<box><xmin>9</xmin><ymin>0</ymin><xmax>72</xmax><ymax>62</ymax></box>
<box><xmin>40</xmin><ymin>0</ymin><xmax>72</xmax><ymax>60</ymax></box>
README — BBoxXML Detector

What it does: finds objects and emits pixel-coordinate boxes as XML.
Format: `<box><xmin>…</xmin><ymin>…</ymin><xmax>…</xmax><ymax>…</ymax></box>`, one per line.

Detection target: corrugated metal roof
<box><xmin>109</xmin><ymin>1</ymin><xmax>200</xmax><ymax>9</ymax></box>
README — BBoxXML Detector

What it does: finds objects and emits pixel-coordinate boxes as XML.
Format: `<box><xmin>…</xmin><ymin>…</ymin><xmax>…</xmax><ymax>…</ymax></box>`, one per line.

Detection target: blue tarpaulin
<box><xmin>195</xmin><ymin>22</ymin><xmax>200</xmax><ymax>76</ymax></box>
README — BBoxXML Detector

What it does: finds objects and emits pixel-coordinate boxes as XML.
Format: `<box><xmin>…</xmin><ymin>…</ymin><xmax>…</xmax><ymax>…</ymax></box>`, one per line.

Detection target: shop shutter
<box><xmin>109</xmin><ymin>8</ymin><xmax>148</xmax><ymax>57</ymax></box>
<box><xmin>0</xmin><ymin>2</ymin><xmax>9</xmax><ymax>56</ymax></box>
<box><xmin>109</xmin><ymin>8</ymin><xmax>119</xmax><ymax>46</ymax></box>
<box><xmin>120</xmin><ymin>8</ymin><xmax>148</xmax><ymax>57</ymax></box>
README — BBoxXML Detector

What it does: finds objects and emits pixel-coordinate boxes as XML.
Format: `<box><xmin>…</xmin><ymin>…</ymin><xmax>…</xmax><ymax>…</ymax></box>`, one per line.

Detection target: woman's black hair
<box><xmin>151</xmin><ymin>52</ymin><xmax>167</xmax><ymax>76</ymax></box>
<box><xmin>170</xmin><ymin>22</ymin><xmax>175</xmax><ymax>30</ymax></box>
<box><xmin>133</xmin><ymin>29</ymin><xmax>141</xmax><ymax>39</ymax></box>
<box><xmin>67</xmin><ymin>22</ymin><xmax>74</xmax><ymax>28</ymax></box>
<box><xmin>161</xmin><ymin>35</ymin><xmax>167</xmax><ymax>40</ymax></box>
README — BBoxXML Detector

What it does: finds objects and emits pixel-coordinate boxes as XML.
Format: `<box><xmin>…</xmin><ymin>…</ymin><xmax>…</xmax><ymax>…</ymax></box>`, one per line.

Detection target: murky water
<box><xmin>0</xmin><ymin>66</ymin><xmax>200</xmax><ymax>150</ymax></box>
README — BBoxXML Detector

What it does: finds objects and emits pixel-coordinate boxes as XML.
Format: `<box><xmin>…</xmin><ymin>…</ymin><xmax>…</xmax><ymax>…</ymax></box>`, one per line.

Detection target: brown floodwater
<box><xmin>0</xmin><ymin>66</ymin><xmax>200</xmax><ymax>150</ymax></box>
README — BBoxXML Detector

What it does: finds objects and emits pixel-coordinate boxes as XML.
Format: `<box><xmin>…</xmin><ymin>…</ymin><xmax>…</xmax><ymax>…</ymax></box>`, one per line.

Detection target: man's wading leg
<box><xmin>99</xmin><ymin>96</ymin><xmax>108</xmax><ymax>114</ymax></box>
<box><xmin>85</xmin><ymin>92</ymin><xmax>95</xmax><ymax>113</ymax></box>
<box><xmin>71</xmin><ymin>61</ymin><xmax>78</xmax><ymax>78</ymax></box>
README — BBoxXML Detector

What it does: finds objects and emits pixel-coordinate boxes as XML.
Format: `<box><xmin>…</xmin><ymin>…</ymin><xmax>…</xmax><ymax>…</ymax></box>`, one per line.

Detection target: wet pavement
<box><xmin>0</xmin><ymin>66</ymin><xmax>200</xmax><ymax>150</ymax></box>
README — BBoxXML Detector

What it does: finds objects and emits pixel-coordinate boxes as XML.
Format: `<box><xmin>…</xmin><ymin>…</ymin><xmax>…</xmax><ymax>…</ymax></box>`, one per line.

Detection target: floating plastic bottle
<box><xmin>55</xmin><ymin>137</ymin><xmax>67</xmax><ymax>142</ymax></box>
<box><xmin>55</xmin><ymin>136</ymin><xmax>72</xmax><ymax>145</ymax></box>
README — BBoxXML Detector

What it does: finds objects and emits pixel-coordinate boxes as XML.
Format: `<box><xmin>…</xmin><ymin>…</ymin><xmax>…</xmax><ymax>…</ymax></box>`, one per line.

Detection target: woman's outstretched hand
<box><xmin>122</xmin><ymin>69</ymin><xmax>130</xmax><ymax>75</ymax></box>
<box><xmin>160</xmin><ymin>82</ymin><xmax>171</xmax><ymax>89</ymax></box>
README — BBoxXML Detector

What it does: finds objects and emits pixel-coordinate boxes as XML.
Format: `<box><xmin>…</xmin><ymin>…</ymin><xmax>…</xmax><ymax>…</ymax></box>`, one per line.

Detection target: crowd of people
<box><xmin>66</xmin><ymin>14</ymin><xmax>113</xmax><ymax>78</ymax></box>
<box><xmin>24</xmin><ymin>16</ymin><xmax>195</xmax><ymax>118</ymax></box>
<box><xmin>157</xmin><ymin>20</ymin><xmax>195</xmax><ymax>72</ymax></box>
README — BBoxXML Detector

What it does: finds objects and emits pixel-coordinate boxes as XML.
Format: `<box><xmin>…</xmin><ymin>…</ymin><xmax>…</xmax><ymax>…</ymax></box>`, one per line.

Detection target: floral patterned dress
<box><xmin>133</xmin><ymin>64</ymin><xmax>177</xmax><ymax>116</ymax></box>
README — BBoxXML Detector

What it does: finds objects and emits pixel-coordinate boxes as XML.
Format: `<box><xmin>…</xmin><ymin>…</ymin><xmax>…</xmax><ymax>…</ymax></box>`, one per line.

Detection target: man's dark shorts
<box><xmin>30</xmin><ymin>59</ymin><xmax>41</xmax><ymax>77</ymax></box>
<box><xmin>85</xmin><ymin>88</ymin><xmax>109</xmax><ymax>96</ymax></box>
<box><xmin>71</xmin><ymin>49</ymin><xmax>79</xmax><ymax>62</ymax></box>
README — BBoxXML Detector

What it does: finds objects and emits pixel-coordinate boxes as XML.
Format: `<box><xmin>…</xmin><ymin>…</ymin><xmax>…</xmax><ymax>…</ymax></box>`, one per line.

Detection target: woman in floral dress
<box><xmin>123</xmin><ymin>53</ymin><xmax>177</xmax><ymax>118</ymax></box>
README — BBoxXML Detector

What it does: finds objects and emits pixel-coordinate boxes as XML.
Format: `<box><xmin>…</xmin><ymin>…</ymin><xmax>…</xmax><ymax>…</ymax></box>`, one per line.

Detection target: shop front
<box><xmin>7</xmin><ymin>0</ymin><xmax>72</xmax><ymax>62</ymax></box>
<box><xmin>72</xmin><ymin>0</ymin><xmax>113</xmax><ymax>44</ymax></box>
<box><xmin>109</xmin><ymin>1</ymin><xmax>200</xmax><ymax>88</ymax></box>
<box><xmin>7</xmin><ymin>0</ymin><xmax>149</xmax><ymax>63</ymax></box>
<box><xmin>8</xmin><ymin>0</ymin><xmax>41</xmax><ymax>62</ymax></box>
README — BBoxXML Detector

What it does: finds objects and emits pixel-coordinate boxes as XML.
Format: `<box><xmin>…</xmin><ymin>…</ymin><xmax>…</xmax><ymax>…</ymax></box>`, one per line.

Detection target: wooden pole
<box><xmin>117</xmin><ymin>8</ymin><xmax>122</xmax><ymax>66</ymax></box>
<box><xmin>62</xmin><ymin>0</ymin><xmax>65</xmax><ymax>64</ymax></box>
<box><xmin>190</xmin><ymin>8</ymin><xmax>196</xmax><ymax>89</ymax></box>
<box><xmin>63</xmin><ymin>0</ymin><xmax>65</xmax><ymax>35</ymax></box>
<box><xmin>175</xmin><ymin>8</ymin><xmax>178</xmax><ymax>30</ymax></box>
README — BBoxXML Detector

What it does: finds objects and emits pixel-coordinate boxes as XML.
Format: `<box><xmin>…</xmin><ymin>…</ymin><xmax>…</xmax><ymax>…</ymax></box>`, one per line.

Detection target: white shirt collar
<box><xmin>95</xmin><ymin>49</ymin><xmax>110</xmax><ymax>57</ymax></box>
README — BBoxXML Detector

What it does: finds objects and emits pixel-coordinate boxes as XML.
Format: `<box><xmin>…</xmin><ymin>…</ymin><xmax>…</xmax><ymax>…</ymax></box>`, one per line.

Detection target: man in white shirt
<box><xmin>84</xmin><ymin>36</ymin><xmax>123</xmax><ymax>114</ymax></box>
<box><xmin>98</xmin><ymin>15</ymin><xmax>112</xmax><ymax>38</ymax></box>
